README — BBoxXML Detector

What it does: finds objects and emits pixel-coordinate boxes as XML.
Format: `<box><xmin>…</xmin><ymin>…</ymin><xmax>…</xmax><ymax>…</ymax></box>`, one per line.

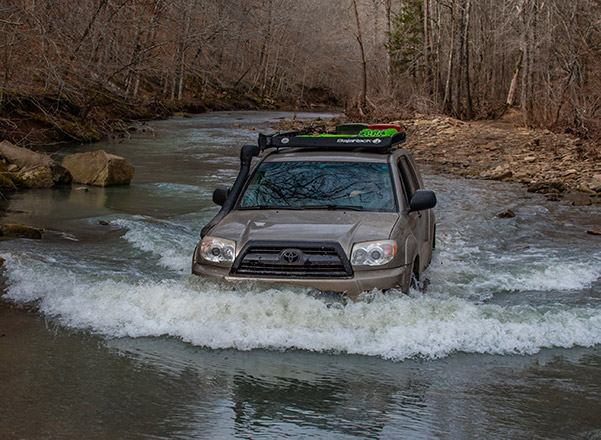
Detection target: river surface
<box><xmin>1</xmin><ymin>111</ymin><xmax>601</xmax><ymax>439</ymax></box>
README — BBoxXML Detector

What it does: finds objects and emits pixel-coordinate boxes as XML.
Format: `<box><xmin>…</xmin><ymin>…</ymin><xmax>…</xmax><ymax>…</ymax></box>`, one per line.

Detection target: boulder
<box><xmin>61</xmin><ymin>150</ymin><xmax>134</xmax><ymax>186</ymax></box>
<box><xmin>16</xmin><ymin>166</ymin><xmax>55</xmax><ymax>188</ymax></box>
<box><xmin>0</xmin><ymin>140</ymin><xmax>71</xmax><ymax>188</ymax></box>
<box><xmin>492</xmin><ymin>170</ymin><xmax>513</xmax><ymax>181</ymax></box>
<box><xmin>589</xmin><ymin>180</ymin><xmax>601</xmax><ymax>193</ymax></box>
<box><xmin>0</xmin><ymin>161</ymin><xmax>17</xmax><ymax>193</ymax></box>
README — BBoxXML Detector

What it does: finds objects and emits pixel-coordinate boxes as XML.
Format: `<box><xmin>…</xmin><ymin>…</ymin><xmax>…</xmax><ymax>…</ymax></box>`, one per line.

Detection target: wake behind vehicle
<box><xmin>192</xmin><ymin>123</ymin><xmax>436</xmax><ymax>299</ymax></box>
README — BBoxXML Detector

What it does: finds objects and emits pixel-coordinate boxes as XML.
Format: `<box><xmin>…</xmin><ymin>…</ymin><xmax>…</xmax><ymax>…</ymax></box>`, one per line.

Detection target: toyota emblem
<box><xmin>280</xmin><ymin>249</ymin><xmax>303</xmax><ymax>265</ymax></box>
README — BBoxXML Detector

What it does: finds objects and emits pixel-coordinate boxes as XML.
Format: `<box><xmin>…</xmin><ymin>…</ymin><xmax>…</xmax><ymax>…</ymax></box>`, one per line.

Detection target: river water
<box><xmin>1</xmin><ymin>111</ymin><xmax>601</xmax><ymax>439</ymax></box>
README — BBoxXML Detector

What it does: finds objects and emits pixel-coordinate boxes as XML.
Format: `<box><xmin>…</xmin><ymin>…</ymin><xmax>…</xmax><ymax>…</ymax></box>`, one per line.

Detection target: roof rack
<box><xmin>258</xmin><ymin>123</ymin><xmax>406</xmax><ymax>153</ymax></box>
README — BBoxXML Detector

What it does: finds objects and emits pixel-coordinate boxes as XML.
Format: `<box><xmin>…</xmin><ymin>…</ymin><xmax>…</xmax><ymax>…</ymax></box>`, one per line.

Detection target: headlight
<box><xmin>200</xmin><ymin>237</ymin><xmax>236</xmax><ymax>263</ymax></box>
<box><xmin>351</xmin><ymin>240</ymin><xmax>397</xmax><ymax>266</ymax></box>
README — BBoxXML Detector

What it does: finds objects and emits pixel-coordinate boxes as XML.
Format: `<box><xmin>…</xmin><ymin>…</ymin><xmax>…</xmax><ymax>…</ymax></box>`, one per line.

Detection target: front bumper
<box><xmin>191</xmin><ymin>262</ymin><xmax>412</xmax><ymax>299</ymax></box>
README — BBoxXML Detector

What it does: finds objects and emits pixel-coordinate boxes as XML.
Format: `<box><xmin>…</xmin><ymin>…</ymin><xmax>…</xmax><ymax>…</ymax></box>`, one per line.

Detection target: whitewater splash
<box><xmin>114</xmin><ymin>213</ymin><xmax>601</xmax><ymax>298</ymax></box>
<box><xmin>112</xmin><ymin>216</ymin><xmax>195</xmax><ymax>273</ymax></box>
<box><xmin>2</xmin><ymin>155</ymin><xmax>600</xmax><ymax>362</ymax></box>
<box><xmin>2</xmin><ymin>249</ymin><xmax>600</xmax><ymax>362</ymax></box>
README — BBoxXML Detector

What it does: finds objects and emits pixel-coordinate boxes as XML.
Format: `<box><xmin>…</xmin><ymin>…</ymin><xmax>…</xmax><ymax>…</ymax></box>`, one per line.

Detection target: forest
<box><xmin>1</xmin><ymin>0</ymin><xmax>600</xmax><ymax>145</ymax></box>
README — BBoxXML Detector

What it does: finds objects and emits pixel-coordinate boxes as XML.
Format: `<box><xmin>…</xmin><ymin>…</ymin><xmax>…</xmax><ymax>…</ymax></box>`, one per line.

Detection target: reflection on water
<box><xmin>1</xmin><ymin>111</ymin><xmax>601</xmax><ymax>438</ymax></box>
<box><xmin>3</xmin><ymin>308</ymin><xmax>600</xmax><ymax>439</ymax></box>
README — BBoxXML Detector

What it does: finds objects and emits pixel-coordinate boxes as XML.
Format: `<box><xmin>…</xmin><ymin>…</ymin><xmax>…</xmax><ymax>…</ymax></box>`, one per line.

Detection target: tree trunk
<box><xmin>352</xmin><ymin>0</ymin><xmax>368</xmax><ymax>111</ymax></box>
<box><xmin>423</xmin><ymin>0</ymin><xmax>432</xmax><ymax>96</ymax></box>
<box><xmin>462</xmin><ymin>0</ymin><xmax>473</xmax><ymax>119</ymax></box>
<box><xmin>0</xmin><ymin>23</ymin><xmax>19</xmax><ymax>113</ymax></box>
<box><xmin>506</xmin><ymin>51</ymin><xmax>523</xmax><ymax>106</ymax></box>
<box><xmin>443</xmin><ymin>15</ymin><xmax>455</xmax><ymax>114</ymax></box>
<box><xmin>451</xmin><ymin>1</ymin><xmax>463</xmax><ymax>117</ymax></box>
<box><xmin>385</xmin><ymin>0</ymin><xmax>393</xmax><ymax>92</ymax></box>
<box><xmin>520</xmin><ymin>0</ymin><xmax>539</xmax><ymax>125</ymax></box>
<box><xmin>176</xmin><ymin>0</ymin><xmax>193</xmax><ymax>101</ymax></box>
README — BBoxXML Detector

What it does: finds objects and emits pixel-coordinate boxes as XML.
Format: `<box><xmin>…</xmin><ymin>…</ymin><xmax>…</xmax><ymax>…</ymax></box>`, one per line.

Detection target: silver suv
<box><xmin>192</xmin><ymin>124</ymin><xmax>436</xmax><ymax>299</ymax></box>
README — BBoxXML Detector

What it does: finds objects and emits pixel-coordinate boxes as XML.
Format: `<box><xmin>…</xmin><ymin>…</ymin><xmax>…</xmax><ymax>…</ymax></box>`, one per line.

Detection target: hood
<box><xmin>207</xmin><ymin>209</ymin><xmax>399</xmax><ymax>253</ymax></box>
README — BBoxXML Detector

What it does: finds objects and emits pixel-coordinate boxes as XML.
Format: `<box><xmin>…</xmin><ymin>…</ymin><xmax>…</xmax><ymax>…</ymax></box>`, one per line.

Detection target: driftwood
<box><xmin>0</xmin><ymin>140</ymin><xmax>71</xmax><ymax>188</ymax></box>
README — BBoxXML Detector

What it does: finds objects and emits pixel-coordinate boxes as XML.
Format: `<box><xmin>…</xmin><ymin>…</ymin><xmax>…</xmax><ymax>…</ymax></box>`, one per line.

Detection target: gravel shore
<box><xmin>400</xmin><ymin>116</ymin><xmax>601</xmax><ymax>205</ymax></box>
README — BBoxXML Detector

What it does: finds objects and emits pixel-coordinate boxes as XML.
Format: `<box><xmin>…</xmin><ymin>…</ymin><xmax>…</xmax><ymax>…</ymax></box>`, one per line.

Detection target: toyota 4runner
<box><xmin>192</xmin><ymin>123</ymin><xmax>436</xmax><ymax>299</ymax></box>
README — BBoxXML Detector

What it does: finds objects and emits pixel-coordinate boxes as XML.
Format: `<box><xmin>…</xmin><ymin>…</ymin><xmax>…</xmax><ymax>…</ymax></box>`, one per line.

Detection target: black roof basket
<box><xmin>258</xmin><ymin>124</ymin><xmax>407</xmax><ymax>153</ymax></box>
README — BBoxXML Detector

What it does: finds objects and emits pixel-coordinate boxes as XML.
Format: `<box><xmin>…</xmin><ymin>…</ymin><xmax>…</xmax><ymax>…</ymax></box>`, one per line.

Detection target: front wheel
<box><xmin>409</xmin><ymin>260</ymin><xmax>420</xmax><ymax>291</ymax></box>
<box><xmin>409</xmin><ymin>258</ymin><xmax>429</xmax><ymax>292</ymax></box>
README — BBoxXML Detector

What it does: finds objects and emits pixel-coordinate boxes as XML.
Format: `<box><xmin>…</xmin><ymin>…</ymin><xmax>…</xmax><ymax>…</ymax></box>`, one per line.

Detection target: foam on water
<box><xmin>428</xmin><ymin>226</ymin><xmax>601</xmax><ymax>300</ymax></box>
<box><xmin>2</xmin><ymin>252</ymin><xmax>600</xmax><ymax>362</ymax></box>
<box><xmin>112</xmin><ymin>216</ymin><xmax>197</xmax><ymax>273</ymax></box>
<box><xmin>430</xmin><ymin>250</ymin><xmax>601</xmax><ymax>296</ymax></box>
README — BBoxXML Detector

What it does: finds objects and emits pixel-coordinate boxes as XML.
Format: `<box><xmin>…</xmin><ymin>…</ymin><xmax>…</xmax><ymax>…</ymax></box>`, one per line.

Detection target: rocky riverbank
<box><xmin>401</xmin><ymin>115</ymin><xmax>601</xmax><ymax>203</ymax></box>
<box><xmin>0</xmin><ymin>140</ymin><xmax>135</xmax><ymax>203</ymax></box>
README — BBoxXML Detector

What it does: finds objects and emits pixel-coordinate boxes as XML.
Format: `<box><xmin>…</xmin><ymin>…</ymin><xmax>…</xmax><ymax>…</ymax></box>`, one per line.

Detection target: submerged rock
<box><xmin>61</xmin><ymin>150</ymin><xmax>134</xmax><ymax>186</ymax></box>
<box><xmin>497</xmin><ymin>209</ymin><xmax>516</xmax><ymax>218</ymax></box>
<box><xmin>564</xmin><ymin>193</ymin><xmax>592</xmax><ymax>206</ymax></box>
<box><xmin>527</xmin><ymin>181</ymin><xmax>566</xmax><ymax>194</ymax></box>
<box><xmin>0</xmin><ymin>224</ymin><xmax>43</xmax><ymax>239</ymax></box>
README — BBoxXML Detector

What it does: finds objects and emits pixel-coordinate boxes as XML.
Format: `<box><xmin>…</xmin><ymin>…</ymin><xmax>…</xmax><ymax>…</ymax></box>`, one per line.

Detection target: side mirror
<box><xmin>212</xmin><ymin>187</ymin><xmax>230</xmax><ymax>206</ymax></box>
<box><xmin>409</xmin><ymin>189</ymin><xmax>437</xmax><ymax>212</ymax></box>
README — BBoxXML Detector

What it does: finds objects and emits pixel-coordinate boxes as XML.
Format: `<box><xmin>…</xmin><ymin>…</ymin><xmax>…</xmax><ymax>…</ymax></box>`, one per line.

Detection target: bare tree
<box><xmin>352</xmin><ymin>0</ymin><xmax>368</xmax><ymax>112</ymax></box>
<box><xmin>1</xmin><ymin>0</ymin><xmax>601</xmax><ymax>143</ymax></box>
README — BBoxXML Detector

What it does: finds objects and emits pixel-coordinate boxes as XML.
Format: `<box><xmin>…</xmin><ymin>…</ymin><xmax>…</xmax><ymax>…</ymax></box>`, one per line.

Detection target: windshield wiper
<box><xmin>303</xmin><ymin>204</ymin><xmax>365</xmax><ymax>211</ymax></box>
<box><xmin>241</xmin><ymin>205</ymin><xmax>306</xmax><ymax>210</ymax></box>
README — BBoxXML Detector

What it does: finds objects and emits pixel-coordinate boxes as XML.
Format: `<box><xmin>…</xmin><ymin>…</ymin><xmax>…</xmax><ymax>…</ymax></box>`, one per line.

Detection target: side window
<box><xmin>398</xmin><ymin>156</ymin><xmax>419</xmax><ymax>203</ymax></box>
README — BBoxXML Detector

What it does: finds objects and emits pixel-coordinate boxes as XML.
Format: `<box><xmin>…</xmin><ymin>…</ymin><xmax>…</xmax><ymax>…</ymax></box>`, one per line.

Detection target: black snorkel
<box><xmin>200</xmin><ymin>143</ymin><xmax>261</xmax><ymax>238</ymax></box>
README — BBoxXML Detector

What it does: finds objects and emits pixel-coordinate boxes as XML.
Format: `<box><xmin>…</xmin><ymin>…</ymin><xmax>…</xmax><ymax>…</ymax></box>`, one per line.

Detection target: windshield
<box><xmin>239</xmin><ymin>161</ymin><xmax>396</xmax><ymax>212</ymax></box>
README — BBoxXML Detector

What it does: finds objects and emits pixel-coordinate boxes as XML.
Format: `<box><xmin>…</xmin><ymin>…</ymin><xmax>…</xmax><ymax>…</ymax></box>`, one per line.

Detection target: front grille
<box><xmin>231</xmin><ymin>241</ymin><xmax>353</xmax><ymax>278</ymax></box>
